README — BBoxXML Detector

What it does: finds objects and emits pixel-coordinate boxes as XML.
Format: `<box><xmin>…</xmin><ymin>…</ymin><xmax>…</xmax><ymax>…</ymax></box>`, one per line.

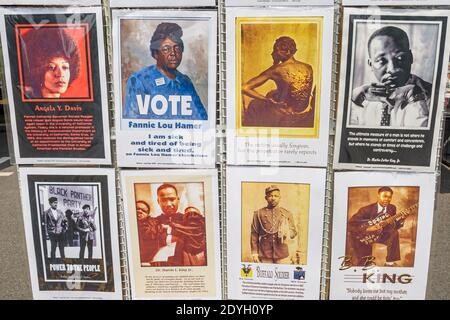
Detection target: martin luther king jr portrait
<box><xmin>348</xmin><ymin>22</ymin><xmax>442</xmax><ymax>128</ymax></box>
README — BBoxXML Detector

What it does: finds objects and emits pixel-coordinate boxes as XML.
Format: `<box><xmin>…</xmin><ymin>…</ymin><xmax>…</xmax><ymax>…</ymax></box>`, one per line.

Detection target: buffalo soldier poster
<box><xmin>19</xmin><ymin>167</ymin><xmax>121</xmax><ymax>299</ymax></box>
<box><xmin>226</xmin><ymin>166</ymin><xmax>326</xmax><ymax>300</ymax></box>
<box><xmin>0</xmin><ymin>6</ymin><xmax>111</xmax><ymax>164</ymax></box>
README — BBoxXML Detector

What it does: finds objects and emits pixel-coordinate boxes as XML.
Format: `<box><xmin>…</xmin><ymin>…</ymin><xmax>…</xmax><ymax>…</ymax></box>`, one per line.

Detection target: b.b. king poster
<box><xmin>113</xmin><ymin>10</ymin><xmax>217</xmax><ymax>168</ymax></box>
<box><xmin>334</xmin><ymin>8</ymin><xmax>450</xmax><ymax>171</ymax></box>
<box><xmin>330</xmin><ymin>171</ymin><xmax>436</xmax><ymax>300</ymax></box>
<box><xmin>0</xmin><ymin>7</ymin><xmax>111</xmax><ymax>164</ymax></box>
<box><xmin>19</xmin><ymin>168</ymin><xmax>122</xmax><ymax>299</ymax></box>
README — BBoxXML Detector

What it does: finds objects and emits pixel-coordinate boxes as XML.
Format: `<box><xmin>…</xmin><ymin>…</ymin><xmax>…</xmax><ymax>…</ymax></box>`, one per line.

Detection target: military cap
<box><xmin>265</xmin><ymin>185</ymin><xmax>280</xmax><ymax>194</ymax></box>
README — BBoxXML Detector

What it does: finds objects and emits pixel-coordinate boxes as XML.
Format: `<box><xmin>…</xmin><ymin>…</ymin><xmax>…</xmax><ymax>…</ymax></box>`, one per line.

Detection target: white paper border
<box><xmin>329</xmin><ymin>171</ymin><xmax>436</xmax><ymax>300</ymax></box>
<box><xmin>225</xmin><ymin>0</ymin><xmax>333</xmax><ymax>6</ymax></box>
<box><xmin>343</xmin><ymin>0</ymin><xmax>450</xmax><ymax>6</ymax></box>
<box><xmin>112</xmin><ymin>9</ymin><xmax>217</xmax><ymax>168</ymax></box>
<box><xmin>226</xmin><ymin>6</ymin><xmax>334</xmax><ymax>167</ymax></box>
<box><xmin>120</xmin><ymin>169</ymin><xmax>222</xmax><ymax>300</ymax></box>
<box><xmin>333</xmin><ymin>8</ymin><xmax>450</xmax><ymax>172</ymax></box>
<box><xmin>18</xmin><ymin>167</ymin><xmax>122</xmax><ymax>300</ymax></box>
<box><xmin>0</xmin><ymin>0</ymin><xmax>101</xmax><ymax>5</ymax></box>
<box><xmin>0</xmin><ymin>6</ymin><xmax>111</xmax><ymax>165</ymax></box>
<box><xmin>109</xmin><ymin>0</ymin><xmax>216</xmax><ymax>8</ymax></box>
<box><xmin>226</xmin><ymin>166</ymin><xmax>326</xmax><ymax>300</ymax></box>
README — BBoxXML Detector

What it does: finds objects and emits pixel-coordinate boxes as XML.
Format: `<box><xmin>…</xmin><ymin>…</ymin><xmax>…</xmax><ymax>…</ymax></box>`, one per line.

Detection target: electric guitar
<box><xmin>350</xmin><ymin>203</ymin><xmax>418</xmax><ymax>245</ymax></box>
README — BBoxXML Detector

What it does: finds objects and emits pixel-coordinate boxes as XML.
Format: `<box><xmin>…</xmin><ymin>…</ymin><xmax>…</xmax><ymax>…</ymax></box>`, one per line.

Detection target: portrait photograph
<box><xmin>334</xmin><ymin>8</ymin><xmax>450</xmax><ymax>171</ymax></box>
<box><xmin>16</xmin><ymin>24</ymin><xmax>93</xmax><ymax>102</ymax></box>
<box><xmin>121</xmin><ymin>169</ymin><xmax>221</xmax><ymax>299</ymax></box>
<box><xmin>345</xmin><ymin>186</ymin><xmax>419</xmax><ymax>268</ymax></box>
<box><xmin>347</xmin><ymin>20</ymin><xmax>442</xmax><ymax>129</ymax></box>
<box><xmin>241</xmin><ymin>182</ymin><xmax>310</xmax><ymax>265</ymax></box>
<box><xmin>0</xmin><ymin>7</ymin><xmax>111</xmax><ymax>165</ymax></box>
<box><xmin>226</xmin><ymin>7</ymin><xmax>334</xmax><ymax>168</ymax></box>
<box><xmin>236</xmin><ymin>17</ymin><xmax>323</xmax><ymax>138</ymax></box>
<box><xmin>133</xmin><ymin>182</ymin><xmax>207</xmax><ymax>267</ymax></box>
<box><xmin>330</xmin><ymin>171</ymin><xmax>436</xmax><ymax>300</ymax></box>
<box><xmin>227</xmin><ymin>167</ymin><xmax>326</xmax><ymax>300</ymax></box>
<box><xmin>117</xmin><ymin>11</ymin><xmax>216</xmax><ymax>122</ymax></box>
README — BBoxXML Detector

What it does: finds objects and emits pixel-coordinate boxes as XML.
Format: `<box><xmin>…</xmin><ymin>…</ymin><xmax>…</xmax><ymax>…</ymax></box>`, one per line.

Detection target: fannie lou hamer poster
<box><xmin>0</xmin><ymin>7</ymin><xmax>111</xmax><ymax>165</ymax></box>
<box><xmin>19</xmin><ymin>168</ymin><xmax>122</xmax><ymax>299</ymax></box>
<box><xmin>334</xmin><ymin>8</ymin><xmax>450</xmax><ymax>172</ymax></box>
<box><xmin>120</xmin><ymin>169</ymin><xmax>221</xmax><ymax>299</ymax></box>
<box><xmin>113</xmin><ymin>10</ymin><xmax>217</xmax><ymax>168</ymax></box>
<box><xmin>226</xmin><ymin>6</ymin><xmax>334</xmax><ymax>167</ymax></box>
<box><xmin>330</xmin><ymin>171</ymin><xmax>436</xmax><ymax>300</ymax></box>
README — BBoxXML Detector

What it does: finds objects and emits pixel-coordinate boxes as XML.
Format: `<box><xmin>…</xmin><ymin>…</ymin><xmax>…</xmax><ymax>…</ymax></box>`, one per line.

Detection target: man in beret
<box><xmin>124</xmin><ymin>22</ymin><xmax>207</xmax><ymax>120</ymax></box>
<box><xmin>250</xmin><ymin>185</ymin><xmax>298</xmax><ymax>264</ymax></box>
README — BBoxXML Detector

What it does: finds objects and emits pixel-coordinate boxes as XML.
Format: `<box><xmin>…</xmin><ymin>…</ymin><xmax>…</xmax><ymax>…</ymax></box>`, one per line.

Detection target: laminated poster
<box><xmin>227</xmin><ymin>166</ymin><xmax>326</xmax><ymax>300</ymax></box>
<box><xmin>113</xmin><ymin>10</ymin><xmax>217</xmax><ymax>168</ymax></box>
<box><xmin>18</xmin><ymin>167</ymin><xmax>122</xmax><ymax>300</ymax></box>
<box><xmin>121</xmin><ymin>169</ymin><xmax>221</xmax><ymax>299</ymax></box>
<box><xmin>330</xmin><ymin>171</ymin><xmax>436</xmax><ymax>300</ymax></box>
<box><xmin>0</xmin><ymin>7</ymin><xmax>111</xmax><ymax>164</ymax></box>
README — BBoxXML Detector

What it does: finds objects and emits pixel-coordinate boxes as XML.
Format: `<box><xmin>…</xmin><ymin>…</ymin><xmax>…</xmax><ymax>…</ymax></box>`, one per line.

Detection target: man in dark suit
<box><xmin>77</xmin><ymin>204</ymin><xmax>97</xmax><ymax>260</ymax></box>
<box><xmin>348</xmin><ymin>187</ymin><xmax>404</xmax><ymax>267</ymax></box>
<box><xmin>43</xmin><ymin>197</ymin><xmax>67</xmax><ymax>260</ymax></box>
<box><xmin>146</xmin><ymin>184</ymin><xmax>185</xmax><ymax>266</ymax></box>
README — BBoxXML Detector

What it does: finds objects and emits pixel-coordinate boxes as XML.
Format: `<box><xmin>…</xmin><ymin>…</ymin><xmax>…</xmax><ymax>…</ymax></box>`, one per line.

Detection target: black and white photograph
<box><xmin>19</xmin><ymin>168</ymin><xmax>122</xmax><ymax>300</ymax></box>
<box><xmin>334</xmin><ymin>8</ymin><xmax>450</xmax><ymax>171</ymax></box>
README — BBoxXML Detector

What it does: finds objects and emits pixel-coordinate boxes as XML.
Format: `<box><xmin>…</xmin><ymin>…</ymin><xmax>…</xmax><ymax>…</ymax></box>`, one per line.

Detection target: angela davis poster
<box><xmin>0</xmin><ymin>7</ymin><xmax>111</xmax><ymax>164</ymax></box>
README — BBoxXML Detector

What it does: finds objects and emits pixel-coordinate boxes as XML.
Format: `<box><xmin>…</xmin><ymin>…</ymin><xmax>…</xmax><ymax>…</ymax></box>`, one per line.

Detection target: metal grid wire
<box><xmin>319</xmin><ymin>1</ymin><xmax>342</xmax><ymax>300</ymax></box>
<box><xmin>101</xmin><ymin>0</ymin><xmax>131</xmax><ymax>300</ymax></box>
<box><xmin>217</xmin><ymin>0</ymin><xmax>227</xmax><ymax>300</ymax></box>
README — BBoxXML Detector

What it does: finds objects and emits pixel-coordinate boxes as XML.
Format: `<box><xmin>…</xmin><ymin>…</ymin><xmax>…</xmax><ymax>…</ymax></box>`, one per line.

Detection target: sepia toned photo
<box><xmin>134</xmin><ymin>182</ymin><xmax>207</xmax><ymax>267</ymax></box>
<box><xmin>241</xmin><ymin>182</ymin><xmax>309</xmax><ymax>265</ymax></box>
<box><xmin>16</xmin><ymin>24</ymin><xmax>93</xmax><ymax>102</ymax></box>
<box><xmin>345</xmin><ymin>186</ymin><xmax>419</xmax><ymax>268</ymax></box>
<box><xmin>236</xmin><ymin>17</ymin><xmax>322</xmax><ymax>137</ymax></box>
<box><xmin>347</xmin><ymin>21</ymin><xmax>441</xmax><ymax>129</ymax></box>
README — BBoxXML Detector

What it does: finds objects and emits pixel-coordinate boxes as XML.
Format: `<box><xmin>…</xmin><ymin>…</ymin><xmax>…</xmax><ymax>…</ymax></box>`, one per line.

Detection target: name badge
<box><xmin>155</xmin><ymin>77</ymin><xmax>165</xmax><ymax>86</ymax></box>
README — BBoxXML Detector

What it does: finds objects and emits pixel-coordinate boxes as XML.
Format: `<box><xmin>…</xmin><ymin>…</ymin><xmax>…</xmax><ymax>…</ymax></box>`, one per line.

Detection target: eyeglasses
<box><xmin>159</xmin><ymin>44</ymin><xmax>182</xmax><ymax>55</ymax></box>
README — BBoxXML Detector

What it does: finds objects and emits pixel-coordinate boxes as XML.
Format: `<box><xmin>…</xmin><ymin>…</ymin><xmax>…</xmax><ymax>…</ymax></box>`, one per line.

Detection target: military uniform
<box><xmin>250</xmin><ymin>187</ymin><xmax>297</xmax><ymax>263</ymax></box>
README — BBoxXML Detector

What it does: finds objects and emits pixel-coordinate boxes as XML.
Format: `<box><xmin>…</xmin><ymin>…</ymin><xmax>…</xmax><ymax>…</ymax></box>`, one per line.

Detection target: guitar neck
<box><xmin>381</xmin><ymin>203</ymin><xmax>418</xmax><ymax>226</ymax></box>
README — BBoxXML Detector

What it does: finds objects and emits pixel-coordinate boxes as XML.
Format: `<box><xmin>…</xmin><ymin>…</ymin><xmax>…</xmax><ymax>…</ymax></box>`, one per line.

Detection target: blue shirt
<box><xmin>123</xmin><ymin>65</ymin><xmax>208</xmax><ymax>120</ymax></box>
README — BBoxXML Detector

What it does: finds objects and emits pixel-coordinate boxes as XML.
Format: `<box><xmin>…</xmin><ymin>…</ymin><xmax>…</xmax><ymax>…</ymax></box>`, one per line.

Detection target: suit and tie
<box><xmin>43</xmin><ymin>207</ymin><xmax>67</xmax><ymax>259</ymax></box>
<box><xmin>348</xmin><ymin>202</ymin><xmax>402</xmax><ymax>266</ymax></box>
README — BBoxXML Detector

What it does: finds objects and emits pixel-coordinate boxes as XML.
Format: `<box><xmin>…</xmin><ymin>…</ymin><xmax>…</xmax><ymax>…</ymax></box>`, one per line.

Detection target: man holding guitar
<box><xmin>347</xmin><ymin>187</ymin><xmax>415</xmax><ymax>267</ymax></box>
